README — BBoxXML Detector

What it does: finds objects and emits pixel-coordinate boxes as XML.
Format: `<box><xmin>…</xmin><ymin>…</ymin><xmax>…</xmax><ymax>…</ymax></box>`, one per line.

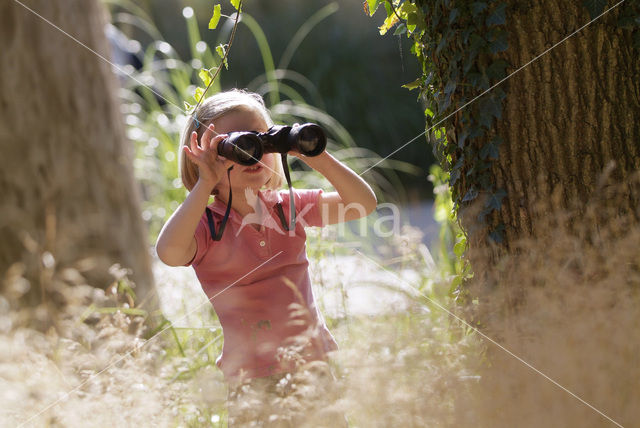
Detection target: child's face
<box><xmin>212</xmin><ymin>108</ymin><xmax>277</xmax><ymax>195</ymax></box>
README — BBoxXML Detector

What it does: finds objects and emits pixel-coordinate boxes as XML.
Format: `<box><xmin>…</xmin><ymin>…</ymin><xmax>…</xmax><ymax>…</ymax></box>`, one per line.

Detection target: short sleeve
<box><xmin>185</xmin><ymin>213</ymin><xmax>211</xmax><ymax>267</ymax></box>
<box><xmin>294</xmin><ymin>188</ymin><xmax>324</xmax><ymax>228</ymax></box>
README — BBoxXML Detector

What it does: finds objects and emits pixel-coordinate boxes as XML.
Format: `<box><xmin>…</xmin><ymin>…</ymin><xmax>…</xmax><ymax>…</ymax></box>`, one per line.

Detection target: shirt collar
<box><xmin>207</xmin><ymin>189</ymin><xmax>285</xmax><ymax>218</ymax></box>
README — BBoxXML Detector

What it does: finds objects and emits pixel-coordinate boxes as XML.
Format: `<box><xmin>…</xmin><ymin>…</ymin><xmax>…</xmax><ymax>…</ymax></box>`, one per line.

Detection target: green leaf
<box><xmin>379</xmin><ymin>11</ymin><xmax>399</xmax><ymax>35</ymax></box>
<box><xmin>582</xmin><ymin>0</ymin><xmax>607</xmax><ymax>20</ymax></box>
<box><xmin>486</xmin><ymin>3</ymin><xmax>506</xmax><ymax>26</ymax></box>
<box><xmin>486</xmin><ymin>59</ymin><xmax>509</xmax><ymax>80</ymax></box>
<box><xmin>394</xmin><ymin>23</ymin><xmax>408</xmax><ymax>36</ymax></box>
<box><xmin>444</xmin><ymin>80</ymin><xmax>457</xmax><ymax>95</ymax></box>
<box><xmin>194</xmin><ymin>86</ymin><xmax>205</xmax><ymax>103</ymax></box>
<box><xmin>457</xmin><ymin>129</ymin><xmax>469</xmax><ymax>148</ymax></box>
<box><xmin>462</xmin><ymin>187</ymin><xmax>478</xmax><ymax>203</ymax></box>
<box><xmin>485</xmin><ymin>188</ymin><xmax>507</xmax><ymax>211</ymax></box>
<box><xmin>450</xmin><ymin>158</ymin><xmax>463</xmax><ymax>186</ymax></box>
<box><xmin>480</xmin><ymin>140</ymin><xmax>500</xmax><ymax>160</ymax></box>
<box><xmin>449</xmin><ymin>8</ymin><xmax>460</xmax><ymax>24</ymax></box>
<box><xmin>407</xmin><ymin>12</ymin><xmax>418</xmax><ymax>27</ymax></box>
<box><xmin>489</xmin><ymin>31</ymin><xmax>508</xmax><ymax>54</ymax></box>
<box><xmin>199</xmin><ymin>68</ymin><xmax>212</xmax><ymax>86</ymax></box>
<box><xmin>230</xmin><ymin>0</ymin><xmax>241</xmax><ymax>10</ymax></box>
<box><xmin>488</xmin><ymin>224</ymin><xmax>505</xmax><ymax>243</ymax></box>
<box><xmin>216</xmin><ymin>44</ymin><xmax>229</xmax><ymax>69</ymax></box>
<box><xmin>402</xmin><ymin>78</ymin><xmax>423</xmax><ymax>91</ymax></box>
<box><xmin>209</xmin><ymin>4</ymin><xmax>222</xmax><ymax>30</ymax></box>
<box><xmin>365</xmin><ymin>0</ymin><xmax>382</xmax><ymax>17</ymax></box>
<box><xmin>454</xmin><ymin>240</ymin><xmax>467</xmax><ymax>257</ymax></box>
<box><xmin>471</xmin><ymin>2</ymin><xmax>488</xmax><ymax>16</ymax></box>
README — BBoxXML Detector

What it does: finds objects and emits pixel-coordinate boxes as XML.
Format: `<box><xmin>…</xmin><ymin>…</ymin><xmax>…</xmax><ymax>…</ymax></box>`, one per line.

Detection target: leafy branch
<box><xmin>187</xmin><ymin>0</ymin><xmax>243</xmax><ymax>114</ymax></box>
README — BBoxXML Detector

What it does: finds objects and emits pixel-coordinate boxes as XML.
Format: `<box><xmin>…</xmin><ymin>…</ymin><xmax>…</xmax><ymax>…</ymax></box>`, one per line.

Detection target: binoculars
<box><xmin>217</xmin><ymin>123</ymin><xmax>327</xmax><ymax>165</ymax></box>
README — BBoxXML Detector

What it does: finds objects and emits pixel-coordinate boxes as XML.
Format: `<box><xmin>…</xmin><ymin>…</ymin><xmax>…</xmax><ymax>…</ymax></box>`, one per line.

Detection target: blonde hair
<box><xmin>178</xmin><ymin>89</ymin><xmax>286</xmax><ymax>193</ymax></box>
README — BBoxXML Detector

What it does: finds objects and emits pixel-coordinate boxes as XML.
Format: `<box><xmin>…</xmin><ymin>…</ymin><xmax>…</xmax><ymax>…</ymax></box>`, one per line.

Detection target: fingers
<box><xmin>201</xmin><ymin>123</ymin><xmax>218</xmax><ymax>151</ymax></box>
<box><xmin>210</xmin><ymin>132</ymin><xmax>229</xmax><ymax>160</ymax></box>
<box><xmin>182</xmin><ymin>144</ymin><xmax>198</xmax><ymax>163</ymax></box>
<box><xmin>189</xmin><ymin>131</ymin><xmax>200</xmax><ymax>155</ymax></box>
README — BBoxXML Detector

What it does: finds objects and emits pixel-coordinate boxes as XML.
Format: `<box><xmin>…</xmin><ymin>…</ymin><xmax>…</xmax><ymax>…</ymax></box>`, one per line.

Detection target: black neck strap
<box><xmin>281</xmin><ymin>153</ymin><xmax>296</xmax><ymax>231</ymax></box>
<box><xmin>205</xmin><ymin>166</ymin><xmax>234</xmax><ymax>241</ymax></box>
<box><xmin>205</xmin><ymin>154</ymin><xmax>297</xmax><ymax>240</ymax></box>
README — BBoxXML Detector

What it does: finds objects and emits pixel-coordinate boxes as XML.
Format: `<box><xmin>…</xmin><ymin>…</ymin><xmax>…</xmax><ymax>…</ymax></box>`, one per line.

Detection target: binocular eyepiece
<box><xmin>217</xmin><ymin>123</ymin><xmax>327</xmax><ymax>166</ymax></box>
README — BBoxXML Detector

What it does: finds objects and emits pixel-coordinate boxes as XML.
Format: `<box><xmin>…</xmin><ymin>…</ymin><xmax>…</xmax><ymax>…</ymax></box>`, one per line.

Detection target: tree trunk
<box><xmin>0</xmin><ymin>1</ymin><xmax>157</xmax><ymax>318</ymax></box>
<box><xmin>462</xmin><ymin>0</ymin><xmax>640</xmax><ymax>266</ymax></box>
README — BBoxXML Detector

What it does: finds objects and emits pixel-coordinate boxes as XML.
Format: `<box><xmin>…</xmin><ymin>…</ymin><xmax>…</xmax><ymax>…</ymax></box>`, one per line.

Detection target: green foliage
<box><xmin>208</xmin><ymin>4</ymin><xmax>221</xmax><ymax>29</ymax></box>
<box><xmin>428</xmin><ymin>164</ymin><xmax>472</xmax><ymax>301</ymax></box>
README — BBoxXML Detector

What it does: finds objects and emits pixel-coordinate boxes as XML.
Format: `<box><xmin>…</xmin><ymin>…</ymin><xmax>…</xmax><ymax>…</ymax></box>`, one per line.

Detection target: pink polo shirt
<box><xmin>188</xmin><ymin>187</ymin><xmax>339</xmax><ymax>382</ymax></box>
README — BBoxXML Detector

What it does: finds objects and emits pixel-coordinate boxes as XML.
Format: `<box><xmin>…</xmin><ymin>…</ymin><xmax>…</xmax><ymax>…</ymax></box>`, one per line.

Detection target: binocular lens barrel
<box><xmin>217</xmin><ymin>123</ymin><xmax>327</xmax><ymax>165</ymax></box>
<box><xmin>289</xmin><ymin>124</ymin><xmax>326</xmax><ymax>157</ymax></box>
<box><xmin>217</xmin><ymin>132</ymin><xmax>263</xmax><ymax>166</ymax></box>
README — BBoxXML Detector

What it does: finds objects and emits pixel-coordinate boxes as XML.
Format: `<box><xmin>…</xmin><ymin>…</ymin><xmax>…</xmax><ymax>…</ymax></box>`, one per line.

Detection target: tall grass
<box><xmin>3</xmin><ymin>2</ymin><xmax>638</xmax><ymax>427</ymax></box>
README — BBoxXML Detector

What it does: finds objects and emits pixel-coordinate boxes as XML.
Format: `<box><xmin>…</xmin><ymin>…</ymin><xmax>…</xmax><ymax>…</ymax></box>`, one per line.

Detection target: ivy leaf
<box><xmin>364</xmin><ymin>0</ymin><xmax>382</xmax><ymax>17</ymax></box>
<box><xmin>480</xmin><ymin>140</ymin><xmax>500</xmax><ymax>160</ymax></box>
<box><xmin>582</xmin><ymin>0</ymin><xmax>607</xmax><ymax>20</ymax></box>
<box><xmin>449</xmin><ymin>8</ymin><xmax>460</xmax><ymax>25</ymax></box>
<box><xmin>450</xmin><ymin>158</ymin><xmax>464</xmax><ymax>186</ymax></box>
<box><xmin>444</xmin><ymin>80</ymin><xmax>457</xmax><ymax>95</ymax></box>
<box><xmin>230</xmin><ymin>0</ymin><xmax>241</xmax><ymax>10</ymax></box>
<box><xmin>379</xmin><ymin>13</ymin><xmax>399</xmax><ymax>35</ymax></box>
<box><xmin>489</xmin><ymin>31</ymin><xmax>508</xmax><ymax>54</ymax></box>
<box><xmin>457</xmin><ymin>129</ymin><xmax>469</xmax><ymax>148</ymax></box>
<box><xmin>425</xmin><ymin>71</ymin><xmax>435</xmax><ymax>85</ymax></box>
<box><xmin>480</xmin><ymin>95</ymin><xmax>503</xmax><ymax>120</ymax></box>
<box><xmin>489</xmin><ymin>224</ymin><xmax>505</xmax><ymax>243</ymax></box>
<box><xmin>209</xmin><ymin>4</ymin><xmax>222</xmax><ymax>30</ymax></box>
<box><xmin>486</xmin><ymin>3</ymin><xmax>506</xmax><ymax>26</ymax></box>
<box><xmin>462</xmin><ymin>187</ymin><xmax>478</xmax><ymax>202</ymax></box>
<box><xmin>407</xmin><ymin>12</ymin><xmax>418</xmax><ymax>27</ymax></box>
<box><xmin>438</xmin><ymin>94</ymin><xmax>452</xmax><ymax>112</ymax></box>
<box><xmin>471</xmin><ymin>2</ymin><xmax>488</xmax><ymax>16</ymax></box>
<box><xmin>424</xmin><ymin>107</ymin><xmax>434</xmax><ymax>118</ymax></box>
<box><xmin>469</xmin><ymin>33</ymin><xmax>486</xmax><ymax>53</ymax></box>
<box><xmin>454</xmin><ymin>239</ymin><xmax>467</xmax><ymax>257</ymax></box>
<box><xmin>402</xmin><ymin>78</ymin><xmax>422</xmax><ymax>91</ymax></box>
<box><xmin>486</xmin><ymin>59</ymin><xmax>509</xmax><ymax>80</ymax></box>
<box><xmin>394</xmin><ymin>23</ymin><xmax>408</xmax><ymax>36</ymax></box>
<box><xmin>485</xmin><ymin>188</ymin><xmax>507</xmax><ymax>211</ymax></box>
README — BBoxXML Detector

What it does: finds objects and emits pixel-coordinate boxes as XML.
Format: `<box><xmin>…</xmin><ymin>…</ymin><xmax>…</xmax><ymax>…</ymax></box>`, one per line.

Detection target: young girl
<box><xmin>156</xmin><ymin>90</ymin><xmax>376</xmax><ymax>425</ymax></box>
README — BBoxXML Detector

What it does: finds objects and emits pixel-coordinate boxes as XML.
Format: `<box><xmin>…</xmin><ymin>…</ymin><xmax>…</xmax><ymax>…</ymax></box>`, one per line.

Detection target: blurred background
<box><xmin>105</xmin><ymin>0</ymin><xmax>439</xmax><ymax>245</ymax></box>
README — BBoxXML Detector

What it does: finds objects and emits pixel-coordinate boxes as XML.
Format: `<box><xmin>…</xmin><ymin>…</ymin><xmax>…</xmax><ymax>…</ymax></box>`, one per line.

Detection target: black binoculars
<box><xmin>217</xmin><ymin>123</ymin><xmax>327</xmax><ymax>165</ymax></box>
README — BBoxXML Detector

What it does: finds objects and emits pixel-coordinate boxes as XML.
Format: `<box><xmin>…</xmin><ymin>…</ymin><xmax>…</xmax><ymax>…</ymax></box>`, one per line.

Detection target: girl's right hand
<box><xmin>183</xmin><ymin>124</ymin><xmax>234</xmax><ymax>189</ymax></box>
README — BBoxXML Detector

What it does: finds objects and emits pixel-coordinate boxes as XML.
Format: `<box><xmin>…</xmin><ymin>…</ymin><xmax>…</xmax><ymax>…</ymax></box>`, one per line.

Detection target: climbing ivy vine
<box><xmin>366</xmin><ymin>0</ymin><xmax>510</xmax><ymax>244</ymax></box>
<box><xmin>366</xmin><ymin>0</ymin><xmax>640</xmax><ymax>245</ymax></box>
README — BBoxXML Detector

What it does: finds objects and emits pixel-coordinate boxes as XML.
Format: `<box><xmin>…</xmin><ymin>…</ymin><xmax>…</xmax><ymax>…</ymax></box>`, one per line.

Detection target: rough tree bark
<box><xmin>460</xmin><ymin>1</ymin><xmax>640</xmax><ymax>266</ymax></box>
<box><xmin>0</xmin><ymin>1</ymin><xmax>157</xmax><ymax>315</ymax></box>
